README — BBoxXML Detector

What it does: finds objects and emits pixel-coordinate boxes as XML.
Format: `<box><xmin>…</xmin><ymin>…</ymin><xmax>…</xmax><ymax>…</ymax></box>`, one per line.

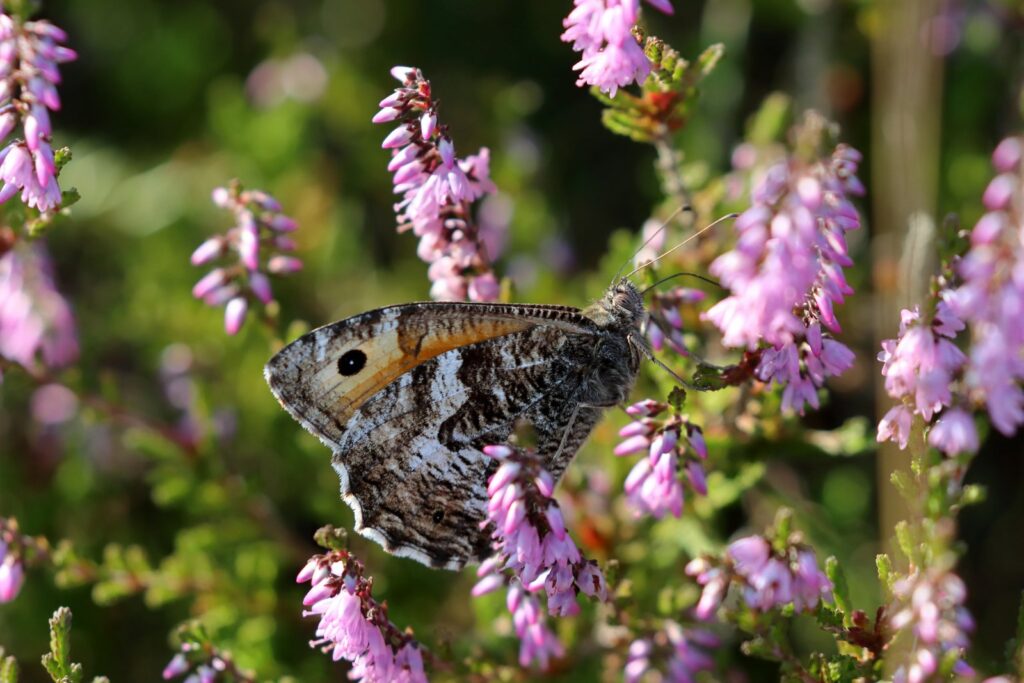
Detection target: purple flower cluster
<box><xmin>944</xmin><ymin>135</ymin><xmax>1024</xmax><ymax>438</ymax></box>
<box><xmin>191</xmin><ymin>182</ymin><xmax>301</xmax><ymax>335</ymax></box>
<box><xmin>374</xmin><ymin>67</ymin><xmax>501</xmax><ymax>302</ymax></box>
<box><xmin>296</xmin><ymin>549</ymin><xmax>428</xmax><ymax>682</ymax></box>
<box><xmin>645</xmin><ymin>286</ymin><xmax>705</xmax><ymax>356</ymax></box>
<box><xmin>686</xmin><ymin>534</ymin><xmax>831</xmax><ymax>620</ymax></box>
<box><xmin>161</xmin><ymin>625</ymin><xmax>259</xmax><ymax>683</ymax></box>
<box><xmin>472</xmin><ymin>445</ymin><xmax>607</xmax><ymax>668</ymax></box>
<box><xmin>0</xmin><ymin>538</ymin><xmax>24</xmax><ymax>602</ymax></box>
<box><xmin>615</xmin><ymin>400</ymin><xmax>708</xmax><ymax>519</ymax></box>
<box><xmin>561</xmin><ymin>0</ymin><xmax>674</xmax><ymax>96</ymax></box>
<box><xmin>162</xmin><ymin>652</ymin><xmax>227</xmax><ymax>683</ymax></box>
<box><xmin>0</xmin><ymin>10</ymin><xmax>75</xmax><ymax>212</ymax></box>
<box><xmin>705</xmin><ymin>143</ymin><xmax>863</xmax><ymax>414</ymax></box>
<box><xmin>876</xmin><ymin>304</ymin><xmax>972</xmax><ymax>454</ymax></box>
<box><xmin>624</xmin><ymin>622</ymin><xmax>718</xmax><ymax>683</ymax></box>
<box><xmin>502</xmin><ymin>584</ymin><xmax>565</xmax><ymax>670</ymax></box>
<box><xmin>0</xmin><ymin>240</ymin><xmax>77</xmax><ymax>376</ymax></box>
<box><xmin>889</xmin><ymin>567</ymin><xmax>975</xmax><ymax>683</ymax></box>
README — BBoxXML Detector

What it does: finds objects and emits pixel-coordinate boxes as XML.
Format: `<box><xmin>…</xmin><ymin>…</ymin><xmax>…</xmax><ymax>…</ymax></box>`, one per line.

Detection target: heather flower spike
<box><xmin>944</xmin><ymin>133</ymin><xmax>1024</xmax><ymax>438</ymax></box>
<box><xmin>624</xmin><ymin>622</ymin><xmax>718</xmax><ymax>683</ymax></box>
<box><xmin>0</xmin><ymin>240</ymin><xmax>77</xmax><ymax>376</ymax></box>
<box><xmin>162</xmin><ymin>621</ymin><xmax>258</xmax><ymax>683</ymax></box>
<box><xmin>374</xmin><ymin>66</ymin><xmax>502</xmax><ymax>302</ymax></box>
<box><xmin>473</xmin><ymin>444</ymin><xmax>607</xmax><ymax>669</ymax></box>
<box><xmin>561</xmin><ymin>0</ymin><xmax>674</xmax><ymax>96</ymax></box>
<box><xmin>0</xmin><ymin>517</ymin><xmax>35</xmax><ymax>603</ymax></box>
<box><xmin>889</xmin><ymin>566</ymin><xmax>975</xmax><ymax>683</ymax></box>
<box><xmin>706</xmin><ymin>119</ymin><xmax>863</xmax><ymax>414</ymax></box>
<box><xmin>686</xmin><ymin>528</ymin><xmax>832</xmax><ymax>619</ymax></box>
<box><xmin>615</xmin><ymin>399</ymin><xmax>710</xmax><ymax>519</ymax></box>
<box><xmin>876</xmin><ymin>301</ymin><xmax>976</xmax><ymax>455</ymax></box>
<box><xmin>191</xmin><ymin>181</ymin><xmax>301</xmax><ymax>335</ymax></box>
<box><xmin>297</xmin><ymin>547</ymin><xmax>429</xmax><ymax>682</ymax></box>
<box><xmin>0</xmin><ymin>7</ymin><xmax>76</xmax><ymax>212</ymax></box>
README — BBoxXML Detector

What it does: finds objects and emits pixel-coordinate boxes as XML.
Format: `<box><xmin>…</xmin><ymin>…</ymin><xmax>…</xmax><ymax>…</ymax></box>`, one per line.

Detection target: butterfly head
<box><xmin>588</xmin><ymin>278</ymin><xmax>646</xmax><ymax>331</ymax></box>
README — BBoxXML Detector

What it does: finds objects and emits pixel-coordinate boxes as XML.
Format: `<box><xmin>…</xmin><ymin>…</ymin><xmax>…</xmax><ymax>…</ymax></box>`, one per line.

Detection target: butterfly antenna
<box><xmin>624</xmin><ymin>212</ymin><xmax>738</xmax><ymax>280</ymax></box>
<box><xmin>613</xmin><ymin>205</ymin><xmax>691</xmax><ymax>284</ymax></box>
<box><xmin>640</xmin><ymin>271</ymin><xmax>723</xmax><ymax>296</ymax></box>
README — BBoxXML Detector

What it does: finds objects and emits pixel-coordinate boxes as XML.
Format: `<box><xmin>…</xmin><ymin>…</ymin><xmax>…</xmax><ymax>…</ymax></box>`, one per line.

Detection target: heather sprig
<box><xmin>944</xmin><ymin>134</ymin><xmax>1024</xmax><ymax>437</ymax></box>
<box><xmin>686</xmin><ymin>518</ymin><xmax>832</xmax><ymax>620</ymax></box>
<box><xmin>704</xmin><ymin>114</ymin><xmax>862</xmax><ymax>414</ymax></box>
<box><xmin>162</xmin><ymin>622</ymin><xmax>257</xmax><ymax>683</ymax></box>
<box><xmin>297</xmin><ymin>530</ymin><xmax>429</xmax><ymax>682</ymax></box>
<box><xmin>0</xmin><ymin>6</ymin><xmax>75</xmax><ymax>213</ymax></box>
<box><xmin>0</xmin><ymin>239</ymin><xmax>77</xmax><ymax>377</ymax></box>
<box><xmin>561</xmin><ymin>0</ymin><xmax>674</xmax><ymax>97</ymax></box>
<box><xmin>888</xmin><ymin>563</ymin><xmax>975</xmax><ymax>682</ymax></box>
<box><xmin>41</xmin><ymin>606</ymin><xmax>109</xmax><ymax>683</ymax></box>
<box><xmin>614</xmin><ymin>399</ymin><xmax>709</xmax><ymax>519</ymax></box>
<box><xmin>623</xmin><ymin>622</ymin><xmax>719</xmax><ymax>683</ymax></box>
<box><xmin>191</xmin><ymin>181</ymin><xmax>301</xmax><ymax>336</ymax></box>
<box><xmin>374</xmin><ymin>66</ymin><xmax>501</xmax><ymax>302</ymax></box>
<box><xmin>877</xmin><ymin>302</ymin><xmax>969</xmax><ymax>453</ymax></box>
<box><xmin>472</xmin><ymin>444</ymin><xmax>607</xmax><ymax>669</ymax></box>
<box><xmin>0</xmin><ymin>517</ymin><xmax>32</xmax><ymax>603</ymax></box>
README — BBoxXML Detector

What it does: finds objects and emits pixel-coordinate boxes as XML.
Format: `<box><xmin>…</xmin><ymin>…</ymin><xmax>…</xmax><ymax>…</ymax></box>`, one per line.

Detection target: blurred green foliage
<box><xmin>0</xmin><ymin>0</ymin><xmax>1022</xmax><ymax>680</ymax></box>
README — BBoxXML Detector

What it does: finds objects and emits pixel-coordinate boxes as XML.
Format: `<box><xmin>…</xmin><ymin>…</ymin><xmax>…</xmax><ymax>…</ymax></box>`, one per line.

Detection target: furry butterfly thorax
<box><xmin>265</xmin><ymin>279</ymin><xmax>648</xmax><ymax>569</ymax></box>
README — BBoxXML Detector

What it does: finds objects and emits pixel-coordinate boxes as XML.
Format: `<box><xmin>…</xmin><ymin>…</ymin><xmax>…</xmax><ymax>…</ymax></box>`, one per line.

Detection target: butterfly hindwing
<box><xmin>264</xmin><ymin>302</ymin><xmax>606</xmax><ymax>568</ymax></box>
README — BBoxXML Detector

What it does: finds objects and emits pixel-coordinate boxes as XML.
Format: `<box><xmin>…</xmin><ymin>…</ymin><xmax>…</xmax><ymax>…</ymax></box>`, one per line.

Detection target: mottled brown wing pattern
<box><xmin>334</xmin><ymin>324</ymin><xmax>607</xmax><ymax>568</ymax></box>
<box><xmin>264</xmin><ymin>302</ymin><xmax>605</xmax><ymax>568</ymax></box>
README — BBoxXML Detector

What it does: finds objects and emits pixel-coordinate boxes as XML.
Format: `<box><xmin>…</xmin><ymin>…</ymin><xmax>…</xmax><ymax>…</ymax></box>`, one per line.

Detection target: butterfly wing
<box><xmin>264</xmin><ymin>302</ymin><xmax>606</xmax><ymax>569</ymax></box>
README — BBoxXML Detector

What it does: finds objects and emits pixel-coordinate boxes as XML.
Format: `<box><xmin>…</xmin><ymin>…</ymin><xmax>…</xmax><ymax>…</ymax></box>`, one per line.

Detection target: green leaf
<box><xmin>313</xmin><ymin>525</ymin><xmax>348</xmax><ymax>551</ymax></box>
<box><xmin>825</xmin><ymin>556</ymin><xmax>853</xmax><ymax>627</ymax></box>
<box><xmin>894</xmin><ymin>521</ymin><xmax>915</xmax><ymax>562</ymax></box>
<box><xmin>41</xmin><ymin>607</ymin><xmax>82</xmax><ymax>683</ymax></box>
<box><xmin>0</xmin><ymin>650</ymin><xmax>19</xmax><ymax>683</ymax></box>
<box><xmin>960</xmin><ymin>484</ymin><xmax>986</xmax><ymax>507</ymax></box>
<box><xmin>876</xmin><ymin>553</ymin><xmax>893</xmax><ymax>594</ymax></box>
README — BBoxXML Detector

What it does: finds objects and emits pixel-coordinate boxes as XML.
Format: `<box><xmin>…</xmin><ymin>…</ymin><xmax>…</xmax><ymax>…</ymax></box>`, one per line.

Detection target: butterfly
<box><xmin>264</xmin><ymin>279</ymin><xmax>651</xmax><ymax>570</ymax></box>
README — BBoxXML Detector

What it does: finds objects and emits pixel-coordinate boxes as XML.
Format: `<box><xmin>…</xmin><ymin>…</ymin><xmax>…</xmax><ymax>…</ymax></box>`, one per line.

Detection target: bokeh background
<box><xmin>1</xmin><ymin>0</ymin><xmax>1023</xmax><ymax>680</ymax></box>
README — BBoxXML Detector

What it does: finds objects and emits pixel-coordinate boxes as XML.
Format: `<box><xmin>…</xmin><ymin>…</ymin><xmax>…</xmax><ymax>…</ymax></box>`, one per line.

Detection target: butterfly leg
<box><xmin>630</xmin><ymin>333</ymin><xmax>695</xmax><ymax>389</ymax></box>
<box><xmin>552</xmin><ymin>402</ymin><xmax>582</xmax><ymax>463</ymax></box>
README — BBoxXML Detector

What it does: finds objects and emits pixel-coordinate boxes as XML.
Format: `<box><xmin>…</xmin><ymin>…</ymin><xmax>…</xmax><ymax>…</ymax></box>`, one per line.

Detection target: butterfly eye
<box><xmin>337</xmin><ymin>349</ymin><xmax>367</xmax><ymax>376</ymax></box>
<box><xmin>432</xmin><ymin>510</ymin><xmax>445</xmax><ymax>523</ymax></box>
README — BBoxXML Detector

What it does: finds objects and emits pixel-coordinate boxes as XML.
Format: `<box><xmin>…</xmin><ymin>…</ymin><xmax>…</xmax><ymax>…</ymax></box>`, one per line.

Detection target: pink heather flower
<box><xmin>687</xmin><ymin>534</ymin><xmax>831</xmax><ymax>618</ymax></box>
<box><xmin>944</xmin><ymin>134</ymin><xmax>1024</xmax><ymax>438</ymax></box>
<box><xmin>374</xmin><ymin>67</ymin><xmax>502</xmax><ymax>302</ymax></box>
<box><xmin>0</xmin><ymin>544</ymin><xmax>24</xmax><ymax>603</ymax></box>
<box><xmin>615</xmin><ymin>401</ymin><xmax>709</xmax><ymax>518</ymax></box>
<box><xmin>191</xmin><ymin>182</ymin><xmax>301</xmax><ymax>335</ymax></box>
<box><xmin>162</xmin><ymin>632</ymin><xmax>256</xmax><ymax>682</ymax></box>
<box><xmin>889</xmin><ymin>567</ymin><xmax>974</xmax><ymax>683</ymax></box>
<box><xmin>877</xmin><ymin>304</ymin><xmax>968</xmax><ymax>449</ymax></box>
<box><xmin>561</xmin><ymin>0</ymin><xmax>674</xmax><ymax>96</ymax></box>
<box><xmin>927</xmin><ymin>408</ymin><xmax>978</xmax><ymax>456</ymax></box>
<box><xmin>624</xmin><ymin>622</ymin><xmax>718</xmax><ymax>683</ymax></box>
<box><xmin>0</xmin><ymin>10</ymin><xmax>76</xmax><ymax>212</ymax></box>
<box><xmin>297</xmin><ymin>549</ymin><xmax>429</xmax><ymax>682</ymax></box>
<box><xmin>705</xmin><ymin>142</ymin><xmax>863</xmax><ymax>413</ymax></box>
<box><xmin>0</xmin><ymin>240</ymin><xmax>78</xmax><ymax>374</ymax></box>
<box><xmin>474</xmin><ymin>446</ymin><xmax>606</xmax><ymax>670</ymax></box>
<box><xmin>476</xmin><ymin>445</ymin><xmax>607</xmax><ymax>618</ymax></box>
<box><xmin>878</xmin><ymin>405</ymin><xmax>912</xmax><ymax>450</ymax></box>
<box><xmin>508</xmin><ymin>584</ymin><xmax>565</xmax><ymax>669</ymax></box>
